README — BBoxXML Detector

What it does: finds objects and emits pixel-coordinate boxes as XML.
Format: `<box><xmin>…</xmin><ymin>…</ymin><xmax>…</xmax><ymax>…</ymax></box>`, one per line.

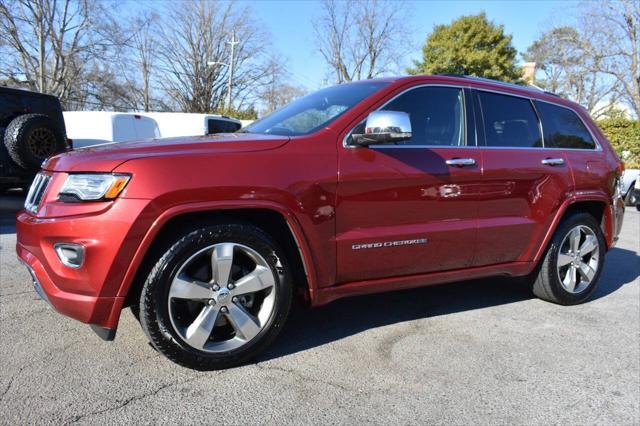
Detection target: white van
<box><xmin>64</xmin><ymin>112</ymin><xmax>242</xmax><ymax>149</ymax></box>
<box><xmin>63</xmin><ymin>112</ymin><xmax>161</xmax><ymax>148</ymax></box>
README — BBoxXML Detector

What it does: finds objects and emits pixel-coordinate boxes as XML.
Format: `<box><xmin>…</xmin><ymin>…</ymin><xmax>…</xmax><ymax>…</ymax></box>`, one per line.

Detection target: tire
<box><xmin>4</xmin><ymin>114</ymin><xmax>66</xmax><ymax>171</ymax></box>
<box><xmin>532</xmin><ymin>212</ymin><xmax>606</xmax><ymax>305</ymax></box>
<box><xmin>625</xmin><ymin>186</ymin><xmax>637</xmax><ymax>206</ymax></box>
<box><xmin>139</xmin><ymin>223</ymin><xmax>292</xmax><ymax>370</ymax></box>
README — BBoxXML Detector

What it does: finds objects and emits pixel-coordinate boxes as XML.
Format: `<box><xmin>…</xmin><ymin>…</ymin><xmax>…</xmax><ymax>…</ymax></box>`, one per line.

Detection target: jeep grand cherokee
<box><xmin>16</xmin><ymin>75</ymin><xmax>625</xmax><ymax>369</ymax></box>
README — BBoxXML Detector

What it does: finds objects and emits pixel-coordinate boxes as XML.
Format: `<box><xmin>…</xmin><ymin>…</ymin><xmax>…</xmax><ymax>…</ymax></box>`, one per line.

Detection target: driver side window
<box><xmin>380</xmin><ymin>86</ymin><xmax>466</xmax><ymax>146</ymax></box>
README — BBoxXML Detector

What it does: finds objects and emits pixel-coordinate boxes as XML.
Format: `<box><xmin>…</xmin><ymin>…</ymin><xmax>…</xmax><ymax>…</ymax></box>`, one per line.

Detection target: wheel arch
<box><xmin>533</xmin><ymin>194</ymin><xmax>613</xmax><ymax>263</ymax></box>
<box><xmin>119</xmin><ymin>202</ymin><xmax>317</xmax><ymax>311</ymax></box>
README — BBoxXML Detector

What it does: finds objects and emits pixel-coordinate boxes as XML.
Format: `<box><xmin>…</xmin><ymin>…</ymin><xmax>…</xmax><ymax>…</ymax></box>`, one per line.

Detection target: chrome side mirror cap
<box><xmin>351</xmin><ymin>111</ymin><xmax>412</xmax><ymax>146</ymax></box>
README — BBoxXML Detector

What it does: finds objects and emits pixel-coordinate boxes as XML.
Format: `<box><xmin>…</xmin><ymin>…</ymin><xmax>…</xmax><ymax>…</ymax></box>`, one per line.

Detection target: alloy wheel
<box><xmin>556</xmin><ymin>225</ymin><xmax>600</xmax><ymax>294</ymax></box>
<box><xmin>167</xmin><ymin>242</ymin><xmax>277</xmax><ymax>353</ymax></box>
<box><xmin>27</xmin><ymin>127</ymin><xmax>57</xmax><ymax>158</ymax></box>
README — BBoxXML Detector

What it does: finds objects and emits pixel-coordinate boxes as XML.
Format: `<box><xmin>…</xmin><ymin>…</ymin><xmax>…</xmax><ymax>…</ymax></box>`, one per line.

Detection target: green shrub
<box><xmin>596</xmin><ymin>118</ymin><xmax>640</xmax><ymax>168</ymax></box>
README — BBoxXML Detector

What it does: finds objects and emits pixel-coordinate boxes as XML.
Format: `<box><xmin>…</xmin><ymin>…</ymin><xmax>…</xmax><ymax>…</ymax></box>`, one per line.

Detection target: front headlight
<box><xmin>59</xmin><ymin>173</ymin><xmax>130</xmax><ymax>201</ymax></box>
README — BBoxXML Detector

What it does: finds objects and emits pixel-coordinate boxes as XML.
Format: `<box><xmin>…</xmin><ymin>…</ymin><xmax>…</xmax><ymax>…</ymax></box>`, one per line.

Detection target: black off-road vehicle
<box><xmin>1</xmin><ymin>87</ymin><xmax>71</xmax><ymax>191</ymax></box>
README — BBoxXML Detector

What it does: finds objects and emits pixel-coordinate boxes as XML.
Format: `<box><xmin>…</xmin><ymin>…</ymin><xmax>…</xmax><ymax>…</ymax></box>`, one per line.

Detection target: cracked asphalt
<box><xmin>1</xmin><ymin>192</ymin><xmax>638</xmax><ymax>424</ymax></box>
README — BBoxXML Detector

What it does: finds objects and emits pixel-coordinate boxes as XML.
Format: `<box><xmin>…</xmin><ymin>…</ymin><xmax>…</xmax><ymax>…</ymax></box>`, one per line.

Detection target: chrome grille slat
<box><xmin>24</xmin><ymin>173</ymin><xmax>51</xmax><ymax>214</ymax></box>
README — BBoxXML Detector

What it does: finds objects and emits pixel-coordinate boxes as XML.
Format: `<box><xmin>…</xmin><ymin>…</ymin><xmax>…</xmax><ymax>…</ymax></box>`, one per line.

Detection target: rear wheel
<box><xmin>139</xmin><ymin>223</ymin><xmax>292</xmax><ymax>370</ymax></box>
<box><xmin>532</xmin><ymin>212</ymin><xmax>605</xmax><ymax>305</ymax></box>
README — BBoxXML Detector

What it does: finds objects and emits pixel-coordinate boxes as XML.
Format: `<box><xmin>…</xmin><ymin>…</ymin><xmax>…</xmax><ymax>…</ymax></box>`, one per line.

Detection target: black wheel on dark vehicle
<box><xmin>139</xmin><ymin>223</ymin><xmax>293</xmax><ymax>370</ymax></box>
<box><xmin>4</xmin><ymin>114</ymin><xmax>66</xmax><ymax>171</ymax></box>
<box><xmin>625</xmin><ymin>186</ymin><xmax>638</xmax><ymax>206</ymax></box>
<box><xmin>532</xmin><ymin>212</ymin><xmax>606</xmax><ymax>305</ymax></box>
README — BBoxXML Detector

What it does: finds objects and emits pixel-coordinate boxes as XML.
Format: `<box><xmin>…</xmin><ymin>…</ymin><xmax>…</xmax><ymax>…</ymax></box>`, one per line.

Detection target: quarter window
<box><xmin>535</xmin><ymin>101</ymin><xmax>596</xmax><ymax>149</ymax></box>
<box><xmin>478</xmin><ymin>91</ymin><xmax>542</xmax><ymax>148</ymax></box>
<box><xmin>373</xmin><ymin>87</ymin><xmax>466</xmax><ymax>146</ymax></box>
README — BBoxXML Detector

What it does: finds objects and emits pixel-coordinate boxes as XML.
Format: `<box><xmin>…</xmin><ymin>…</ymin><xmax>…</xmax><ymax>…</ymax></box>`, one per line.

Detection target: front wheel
<box><xmin>139</xmin><ymin>223</ymin><xmax>292</xmax><ymax>370</ymax></box>
<box><xmin>531</xmin><ymin>212</ymin><xmax>606</xmax><ymax>305</ymax></box>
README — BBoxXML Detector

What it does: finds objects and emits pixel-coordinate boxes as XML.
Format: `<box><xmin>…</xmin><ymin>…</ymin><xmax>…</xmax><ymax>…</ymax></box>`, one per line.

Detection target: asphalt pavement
<box><xmin>1</xmin><ymin>193</ymin><xmax>638</xmax><ymax>424</ymax></box>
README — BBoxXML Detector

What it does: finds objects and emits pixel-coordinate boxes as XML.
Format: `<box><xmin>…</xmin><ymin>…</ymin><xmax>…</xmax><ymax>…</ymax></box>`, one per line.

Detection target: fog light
<box><xmin>54</xmin><ymin>243</ymin><xmax>85</xmax><ymax>268</ymax></box>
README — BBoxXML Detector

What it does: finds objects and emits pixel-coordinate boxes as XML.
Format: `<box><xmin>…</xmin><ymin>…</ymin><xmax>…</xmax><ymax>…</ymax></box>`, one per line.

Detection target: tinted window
<box><xmin>535</xmin><ymin>101</ymin><xmax>596</xmax><ymax>149</ymax></box>
<box><xmin>478</xmin><ymin>91</ymin><xmax>542</xmax><ymax>148</ymax></box>
<box><xmin>208</xmin><ymin>119</ymin><xmax>241</xmax><ymax>134</ymax></box>
<box><xmin>372</xmin><ymin>87</ymin><xmax>465</xmax><ymax>146</ymax></box>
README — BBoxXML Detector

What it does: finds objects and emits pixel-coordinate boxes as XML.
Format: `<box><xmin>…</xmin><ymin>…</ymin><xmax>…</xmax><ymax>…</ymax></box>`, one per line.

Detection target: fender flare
<box><xmin>115</xmin><ymin>199</ymin><xmax>319</xmax><ymax>304</ymax></box>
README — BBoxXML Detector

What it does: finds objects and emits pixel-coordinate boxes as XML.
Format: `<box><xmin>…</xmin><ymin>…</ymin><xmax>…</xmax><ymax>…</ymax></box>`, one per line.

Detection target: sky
<box><xmin>237</xmin><ymin>0</ymin><xmax>580</xmax><ymax>90</ymax></box>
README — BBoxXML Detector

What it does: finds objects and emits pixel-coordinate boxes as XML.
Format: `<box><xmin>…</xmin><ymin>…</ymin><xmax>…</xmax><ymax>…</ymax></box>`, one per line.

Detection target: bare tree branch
<box><xmin>315</xmin><ymin>0</ymin><xmax>411</xmax><ymax>83</ymax></box>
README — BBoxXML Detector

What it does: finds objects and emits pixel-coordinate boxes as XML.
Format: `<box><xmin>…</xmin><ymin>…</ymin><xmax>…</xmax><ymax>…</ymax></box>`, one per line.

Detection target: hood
<box><xmin>44</xmin><ymin>133</ymin><xmax>290</xmax><ymax>172</ymax></box>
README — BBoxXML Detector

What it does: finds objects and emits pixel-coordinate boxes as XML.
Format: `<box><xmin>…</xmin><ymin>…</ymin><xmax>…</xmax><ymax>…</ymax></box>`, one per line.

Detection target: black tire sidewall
<box><xmin>625</xmin><ymin>188</ymin><xmax>637</xmax><ymax>207</ymax></box>
<box><xmin>140</xmin><ymin>224</ymin><xmax>292</xmax><ymax>369</ymax></box>
<box><xmin>4</xmin><ymin>114</ymin><xmax>66</xmax><ymax>171</ymax></box>
<box><xmin>544</xmin><ymin>213</ymin><xmax>606</xmax><ymax>304</ymax></box>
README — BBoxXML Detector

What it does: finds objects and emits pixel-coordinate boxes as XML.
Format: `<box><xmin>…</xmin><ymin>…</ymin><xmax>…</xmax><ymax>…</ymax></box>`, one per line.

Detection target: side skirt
<box><xmin>314</xmin><ymin>261</ymin><xmax>535</xmax><ymax>306</ymax></box>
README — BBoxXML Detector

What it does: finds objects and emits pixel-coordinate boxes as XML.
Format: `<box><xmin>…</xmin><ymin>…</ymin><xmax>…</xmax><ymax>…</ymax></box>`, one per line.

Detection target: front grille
<box><xmin>24</xmin><ymin>173</ymin><xmax>51</xmax><ymax>214</ymax></box>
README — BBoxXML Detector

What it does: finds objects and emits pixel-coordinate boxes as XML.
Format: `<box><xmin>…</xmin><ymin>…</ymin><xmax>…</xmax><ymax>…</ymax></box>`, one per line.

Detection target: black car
<box><xmin>1</xmin><ymin>87</ymin><xmax>71</xmax><ymax>191</ymax></box>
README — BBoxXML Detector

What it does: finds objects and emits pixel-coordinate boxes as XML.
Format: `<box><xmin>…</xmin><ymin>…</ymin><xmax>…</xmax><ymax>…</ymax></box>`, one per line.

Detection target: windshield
<box><xmin>242</xmin><ymin>82</ymin><xmax>389</xmax><ymax>136</ymax></box>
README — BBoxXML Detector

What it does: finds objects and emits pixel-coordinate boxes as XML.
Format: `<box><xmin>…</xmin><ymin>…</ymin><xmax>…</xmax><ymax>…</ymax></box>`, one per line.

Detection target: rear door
<box><xmin>336</xmin><ymin>85</ymin><xmax>482</xmax><ymax>283</ymax></box>
<box><xmin>533</xmin><ymin>100</ymin><xmax>604</xmax><ymax>199</ymax></box>
<box><xmin>473</xmin><ymin>90</ymin><xmax>574</xmax><ymax>266</ymax></box>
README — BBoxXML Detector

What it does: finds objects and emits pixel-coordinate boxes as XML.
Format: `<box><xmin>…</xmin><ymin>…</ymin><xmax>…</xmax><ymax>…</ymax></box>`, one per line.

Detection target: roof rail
<box><xmin>435</xmin><ymin>74</ymin><xmax>559</xmax><ymax>95</ymax></box>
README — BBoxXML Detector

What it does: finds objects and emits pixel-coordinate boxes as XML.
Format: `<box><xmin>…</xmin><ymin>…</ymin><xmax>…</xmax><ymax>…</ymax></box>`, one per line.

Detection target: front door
<box><xmin>336</xmin><ymin>85</ymin><xmax>482</xmax><ymax>283</ymax></box>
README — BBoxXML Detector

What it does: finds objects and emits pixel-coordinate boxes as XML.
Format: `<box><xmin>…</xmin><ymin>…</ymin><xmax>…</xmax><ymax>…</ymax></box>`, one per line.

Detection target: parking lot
<box><xmin>0</xmin><ymin>193</ymin><xmax>638</xmax><ymax>425</ymax></box>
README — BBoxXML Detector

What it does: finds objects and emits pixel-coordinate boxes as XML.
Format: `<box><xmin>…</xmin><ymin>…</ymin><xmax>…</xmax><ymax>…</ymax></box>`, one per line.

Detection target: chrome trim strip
<box><xmin>342</xmin><ymin>83</ymin><xmax>603</xmax><ymax>152</ymax></box>
<box><xmin>19</xmin><ymin>260</ymin><xmax>51</xmax><ymax>306</ymax></box>
<box><xmin>285</xmin><ymin>221</ymin><xmax>310</xmax><ymax>282</ymax></box>
<box><xmin>54</xmin><ymin>243</ymin><xmax>85</xmax><ymax>269</ymax></box>
<box><xmin>24</xmin><ymin>173</ymin><xmax>51</xmax><ymax>214</ymax></box>
<box><xmin>343</xmin><ymin>83</ymin><xmax>470</xmax><ymax>149</ymax></box>
<box><xmin>475</xmin><ymin>87</ymin><xmax>603</xmax><ymax>151</ymax></box>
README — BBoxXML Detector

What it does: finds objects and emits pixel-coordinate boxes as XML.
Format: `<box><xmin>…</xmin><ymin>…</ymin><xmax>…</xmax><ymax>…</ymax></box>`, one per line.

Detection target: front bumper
<box><xmin>16</xmin><ymin>196</ymin><xmax>152</xmax><ymax>332</ymax></box>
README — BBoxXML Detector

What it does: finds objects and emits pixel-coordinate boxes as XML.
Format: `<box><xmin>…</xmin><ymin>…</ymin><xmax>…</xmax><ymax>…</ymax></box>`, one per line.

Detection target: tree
<box><xmin>524</xmin><ymin>27</ymin><xmax>617</xmax><ymax>117</ymax></box>
<box><xmin>127</xmin><ymin>12</ymin><xmax>159</xmax><ymax>112</ymax></box>
<box><xmin>156</xmin><ymin>0</ymin><xmax>271</xmax><ymax>113</ymax></box>
<box><xmin>527</xmin><ymin>1</ymin><xmax>639</xmax><ymax>118</ymax></box>
<box><xmin>315</xmin><ymin>0</ymin><xmax>410</xmax><ymax>83</ymax></box>
<box><xmin>0</xmin><ymin>0</ymin><xmax>124</xmax><ymax>108</ymax></box>
<box><xmin>582</xmin><ymin>0</ymin><xmax>639</xmax><ymax>118</ymax></box>
<box><xmin>408</xmin><ymin>13</ymin><xmax>521</xmax><ymax>82</ymax></box>
<box><xmin>257</xmin><ymin>56</ymin><xmax>306</xmax><ymax>114</ymax></box>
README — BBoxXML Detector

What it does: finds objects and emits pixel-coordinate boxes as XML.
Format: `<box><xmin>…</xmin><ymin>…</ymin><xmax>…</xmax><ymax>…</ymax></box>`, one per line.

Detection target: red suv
<box><xmin>16</xmin><ymin>75</ymin><xmax>625</xmax><ymax>369</ymax></box>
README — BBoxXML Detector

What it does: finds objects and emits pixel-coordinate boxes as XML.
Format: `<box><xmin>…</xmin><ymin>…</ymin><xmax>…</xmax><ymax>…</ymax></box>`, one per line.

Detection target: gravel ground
<box><xmin>1</xmin><ymin>194</ymin><xmax>638</xmax><ymax>425</ymax></box>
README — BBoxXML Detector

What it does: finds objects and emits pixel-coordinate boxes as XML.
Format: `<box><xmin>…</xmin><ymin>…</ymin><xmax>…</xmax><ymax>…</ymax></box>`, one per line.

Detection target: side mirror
<box><xmin>351</xmin><ymin>110</ymin><xmax>412</xmax><ymax>146</ymax></box>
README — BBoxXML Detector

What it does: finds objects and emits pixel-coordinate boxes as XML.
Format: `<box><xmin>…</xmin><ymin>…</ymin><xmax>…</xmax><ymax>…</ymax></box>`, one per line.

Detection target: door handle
<box><xmin>446</xmin><ymin>158</ymin><xmax>476</xmax><ymax>167</ymax></box>
<box><xmin>541</xmin><ymin>158</ymin><xmax>565</xmax><ymax>166</ymax></box>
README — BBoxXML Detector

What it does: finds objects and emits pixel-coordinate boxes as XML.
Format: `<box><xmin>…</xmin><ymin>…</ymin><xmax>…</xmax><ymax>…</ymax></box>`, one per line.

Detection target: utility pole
<box><xmin>226</xmin><ymin>31</ymin><xmax>239</xmax><ymax>110</ymax></box>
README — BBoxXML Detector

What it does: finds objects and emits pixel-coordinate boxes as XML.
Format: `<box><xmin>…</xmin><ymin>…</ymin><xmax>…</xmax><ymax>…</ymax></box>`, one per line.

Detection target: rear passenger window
<box><xmin>534</xmin><ymin>101</ymin><xmax>596</xmax><ymax>149</ymax></box>
<box><xmin>478</xmin><ymin>91</ymin><xmax>542</xmax><ymax>148</ymax></box>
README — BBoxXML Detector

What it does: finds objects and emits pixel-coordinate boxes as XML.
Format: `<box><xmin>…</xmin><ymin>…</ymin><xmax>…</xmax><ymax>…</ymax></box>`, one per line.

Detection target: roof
<box><xmin>0</xmin><ymin>85</ymin><xmax>59</xmax><ymax>100</ymax></box>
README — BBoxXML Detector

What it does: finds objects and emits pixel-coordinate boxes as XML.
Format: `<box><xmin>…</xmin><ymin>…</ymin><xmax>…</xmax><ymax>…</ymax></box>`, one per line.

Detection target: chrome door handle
<box><xmin>541</xmin><ymin>158</ymin><xmax>565</xmax><ymax>166</ymax></box>
<box><xmin>446</xmin><ymin>158</ymin><xmax>476</xmax><ymax>167</ymax></box>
